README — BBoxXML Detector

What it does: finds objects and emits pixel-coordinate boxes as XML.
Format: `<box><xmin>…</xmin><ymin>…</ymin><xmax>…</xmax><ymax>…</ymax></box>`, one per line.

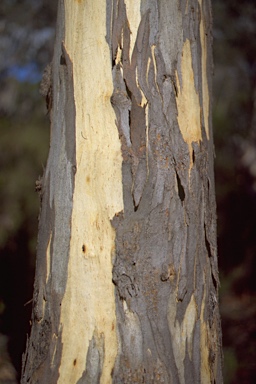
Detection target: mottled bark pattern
<box><xmin>108</xmin><ymin>0</ymin><xmax>222</xmax><ymax>383</ymax></box>
<box><xmin>22</xmin><ymin>0</ymin><xmax>222</xmax><ymax>382</ymax></box>
<box><xmin>21</xmin><ymin>2</ymin><xmax>76</xmax><ymax>383</ymax></box>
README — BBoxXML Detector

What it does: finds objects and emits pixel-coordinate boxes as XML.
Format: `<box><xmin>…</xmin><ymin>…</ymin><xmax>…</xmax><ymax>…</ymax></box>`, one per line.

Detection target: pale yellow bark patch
<box><xmin>151</xmin><ymin>45</ymin><xmax>161</xmax><ymax>95</ymax></box>
<box><xmin>183</xmin><ymin>294</ymin><xmax>198</xmax><ymax>359</ymax></box>
<box><xmin>58</xmin><ymin>1</ymin><xmax>124</xmax><ymax>383</ymax></box>
<box><xmin>167</xmin><ymin>292</ymin><xmax>197</xmax><ymax>384</ymax></box>
<box><xmin>115</xmin><ymin>45</ymin><xmax>123</xmax><ymax>66</ymax></box>
<box><xmin>199</xmin><ymin>0</ymin><xmax>210</xmax><ymax>139</ymax></box>
<box><xmin>146</xmin><ymin>56</ymin><xmax>151</xmax><ymax>86</ymax></box>
<box><xmin>125</xmin><ymin>0</ymin><xmax>141</xmax><ymax>60</ymax></box>
<box><xmin>176</xmin><ymin>39</ymin><xmax>202</xmax><ymax>166</ymax></box>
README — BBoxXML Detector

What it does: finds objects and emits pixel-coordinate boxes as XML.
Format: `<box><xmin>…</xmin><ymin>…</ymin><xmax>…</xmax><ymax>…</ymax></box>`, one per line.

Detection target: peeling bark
<box><xmin>109</xmin><ymin>0</ymin><xmax>222</xmax><ymax>382</ymax></box>
<box><xmin>22</xmin><ymin>0</ymin><xmax>222</xmax><ymax>383</ymax></box>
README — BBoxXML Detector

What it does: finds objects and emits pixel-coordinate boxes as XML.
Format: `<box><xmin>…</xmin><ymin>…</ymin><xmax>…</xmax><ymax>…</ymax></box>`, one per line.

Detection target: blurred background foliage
<box><xmin>0</xmin><ymin>0</ymin><xmax>255</xmax><ymax>382</ymax></box>
<box><xmin>213</xmin><ymin>1</ymin><xmax>256</xmax><ymax>382</ymax></box>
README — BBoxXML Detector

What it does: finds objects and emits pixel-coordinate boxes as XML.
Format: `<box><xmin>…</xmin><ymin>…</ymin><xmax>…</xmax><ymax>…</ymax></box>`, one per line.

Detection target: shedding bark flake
<box><xmin>167</xmin><ymin>292</ymin><xmax>197</xmax><ymax>384</ymax></box>
<box><xmin>175</xmin><ymin>39</ymin><xmax>202</xmax><ymax>169</ymax></box>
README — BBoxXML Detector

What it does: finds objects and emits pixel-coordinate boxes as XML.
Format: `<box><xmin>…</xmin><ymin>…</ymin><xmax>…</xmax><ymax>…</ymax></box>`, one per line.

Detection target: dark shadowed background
<box><xmin>0</xmin><ymin>1</ymin><xmax>255</xmax><ymax>383</ymax></box>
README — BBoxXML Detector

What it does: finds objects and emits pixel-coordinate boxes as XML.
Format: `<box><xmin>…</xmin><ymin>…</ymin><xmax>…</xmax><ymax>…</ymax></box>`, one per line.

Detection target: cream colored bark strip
<box><xmin>176</xmin><ymin>39</ymin><xmax>202</xmax><ymax>167</ymax></box>
<box><xmin>146</xmin><ymin>56</ymin><xmax>151</xmax><ymax>86</ymax></box>
<box><xmin>151</xmin><ymin>45</ymin><xmax>161</xmax><ymax>95</ymax></box>
<box><xmin>58</xmin><ymin>1</ymin><xmax>124</xmax><ymax>383</ymax></box>
<box><xmin>115</xmin><ymin>44</ymin><xmax>123</xmax><ymax>66</ymax></box>
<box><xmin>199</xmin><ymin>0</ymin><xmax>210</xmax><ymax>139</ymax></box>
<box><xmin>125</xmin><ymin>0</ymin><xmax>141</xmax><ymax>60</ymax></box>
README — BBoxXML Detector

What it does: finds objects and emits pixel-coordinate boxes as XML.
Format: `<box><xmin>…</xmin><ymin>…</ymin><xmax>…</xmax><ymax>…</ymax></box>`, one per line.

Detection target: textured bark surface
<box><xmin>109</xmin><ymin>1</ymin><xmax>222</xmax><ymax>382</ymax></box>
<box><xmin>21</xmin><ymin>3</ymin><xmax>77</xmax><ymax>382</ymax></box>
<box><xmin>22</xmin><ymin>0</ymin><xmax>222</xmax><ymax>383</ymax></box>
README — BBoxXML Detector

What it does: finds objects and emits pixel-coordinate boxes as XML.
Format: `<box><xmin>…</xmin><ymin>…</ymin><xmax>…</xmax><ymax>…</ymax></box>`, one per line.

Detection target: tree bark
<box><xmin>22</xmin><ymin>0</ymin><xmax>223</xmax><ymax>383</ymax></box>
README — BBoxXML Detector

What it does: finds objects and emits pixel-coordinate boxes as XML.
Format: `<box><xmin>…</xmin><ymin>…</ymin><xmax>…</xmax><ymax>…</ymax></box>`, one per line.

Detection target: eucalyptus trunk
<box><xmin>22</xmin><ymin>0</ymin><xmax>222</xmax><ymax>383</ymax></box>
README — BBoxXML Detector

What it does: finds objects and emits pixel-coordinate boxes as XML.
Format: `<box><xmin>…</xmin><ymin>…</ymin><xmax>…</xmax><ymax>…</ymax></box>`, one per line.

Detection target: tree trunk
<box><xmin>22</xmin><ymin>0</ymin><xmax>222</xmax><ymax>383</ymax></box>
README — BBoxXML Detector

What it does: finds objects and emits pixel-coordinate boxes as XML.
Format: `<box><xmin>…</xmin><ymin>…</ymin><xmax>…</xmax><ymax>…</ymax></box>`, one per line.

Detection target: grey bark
<box><xmin>22</xmin><ymin>0</ymin><xmax>223</xmax><ymax>383</ymax></box>
<box><xmin>21</xmin><ymin>2</ymin><xmax>76</xmax><ymax>383</ymax></box>
<box><xmin>108</xmin><ymin>0</ymin><xmax>222</xmax><ymax>382</ymax></box>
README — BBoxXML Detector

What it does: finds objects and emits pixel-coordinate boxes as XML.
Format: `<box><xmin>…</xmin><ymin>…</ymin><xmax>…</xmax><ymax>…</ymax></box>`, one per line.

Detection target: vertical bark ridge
<box><xmin>21</xmin><ymin>2</ymin><xmax>76</xmax><ymax>382</ymax></box>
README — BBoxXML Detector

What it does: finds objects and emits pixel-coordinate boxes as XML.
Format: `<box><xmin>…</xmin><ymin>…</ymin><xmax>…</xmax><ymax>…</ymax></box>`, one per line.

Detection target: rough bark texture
<box><xmin>109</xmin><ymin>1</ymin><xmax>222</xmax><ymax>382</ymax></box>
<box><xmin>22</xmin><ymin>0</ymin><xmax>222</xmax><ymax>383</ymax></box>
<box><xmin>21</xmin><ymin>3</ymin><xmax>76</xmax><ymax>383</ymax></box>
